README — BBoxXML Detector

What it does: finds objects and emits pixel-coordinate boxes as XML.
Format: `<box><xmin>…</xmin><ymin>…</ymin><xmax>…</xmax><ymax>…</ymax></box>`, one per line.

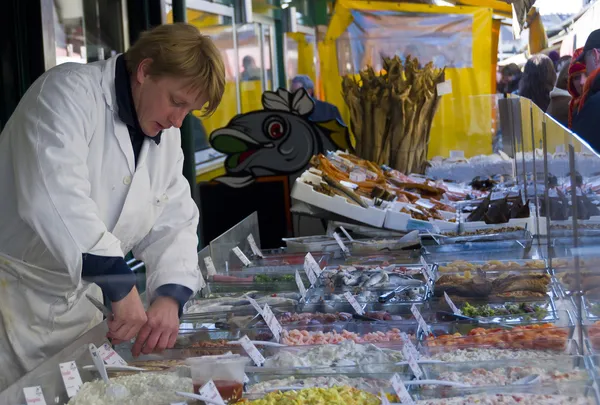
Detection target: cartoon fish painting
<box><xmin>210</xmin><ymin>88</ymin><xmax>354</xmax><ymax>188</ymax></box>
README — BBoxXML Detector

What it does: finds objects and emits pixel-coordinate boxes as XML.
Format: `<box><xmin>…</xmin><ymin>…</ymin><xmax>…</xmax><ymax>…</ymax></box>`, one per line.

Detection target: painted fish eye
<box><xmin>265</xmin><ymin>118</ymin><xmax>286</xmax><ymax>140</ymax></box>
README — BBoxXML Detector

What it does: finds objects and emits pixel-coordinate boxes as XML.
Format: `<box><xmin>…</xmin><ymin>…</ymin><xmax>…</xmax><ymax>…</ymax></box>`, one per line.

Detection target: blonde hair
<box><xmin>125</xmin><ymin>23</ymin><xmax>225</xmax><ymax>116</ymax></box>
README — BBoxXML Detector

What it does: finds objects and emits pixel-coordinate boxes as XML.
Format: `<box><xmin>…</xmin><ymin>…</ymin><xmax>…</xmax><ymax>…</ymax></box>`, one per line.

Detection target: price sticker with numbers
<box><xmin>232</xmin><ymin>246</ymin><xmax>251</xmax><ymax>266</ymax></box>
<box><xmin>198</xmin><ymin>380</ymin><xmax>226</xmax><ymax>405</ymax></box>
<box><xmin>411</xmin><ymin>304</ymin><xmax>432</xmax><ymax>336</ymax></box>
<box><xmin>23</xmin><ymin>386</ymin><xmax>47</xmax><ymax>405</ymax></box>
<box><xmin>204</xmin><ymin>256</ymin><xmax>217</xmax><ymax>276</ymax></box>
<box><xmin>304</xmin><ymin>253</ymin><xmax>321</xmax><ymax>282</ymax></box>
<box><xmin>402</xmin><ymin>345</ymin><xmax>423</xmax><ymax>380</ymax></box>
<box><xmin>400</xmin><ymin>332</ymin><xmax>420</xmax><ymax>360</ymax></box>
<box><xmin>390</xmin><ymin>374</ymin><xmax>414</xmax><ymax>405</ymax></box>
<box><xmin>262</xmin><ymin>304</ymin><xmax>282</xmax><ymax>342</ymax></box>
<box><xmin>333</xmin><ymin>232</ymin><xmax>350</xmax><ymax>255</ymax></box>
<box><xmin>97</xmin><ymin>343</ymin><xmax>127</xmax><ymax>366</ymax></box>
<box><xmin>247</xmin><ymin>234</ymin><xmax>264</xmax><ymax>258</ymax></box>
<box><xmin>444</xmin><ymin>292</ymin><xmax>461</xmax><ymax>315</ymax></box>
<box><xmin>59</xmin><ymin>361</ymin><xmax>83</xmax><ymax>398</ymax></box>
<box><xmin>239</xmin><ymin>335</ymin><xmax>265</xmax><ymax>366</ymax></box>
<box><xmin>344</xmin><ymin>292</ymin><xmax>365</xmax><ymax>315</ymax></box>
<box><xmin>419</xmin><ymin>257</ymin><xmax>435</xmax><ymax>280</ymax></box>
<box><xmin>295</xmin><ymin>270</ymin><xmax>307</xmax><ymax>300</ymax></box>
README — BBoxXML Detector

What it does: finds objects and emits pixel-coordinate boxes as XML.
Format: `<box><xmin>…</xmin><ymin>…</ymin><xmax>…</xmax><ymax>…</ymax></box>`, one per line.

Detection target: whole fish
<box><xmin>362</xmin><ymin>270</ymin><xmax>389</xmax><ymax>288</ymax></box>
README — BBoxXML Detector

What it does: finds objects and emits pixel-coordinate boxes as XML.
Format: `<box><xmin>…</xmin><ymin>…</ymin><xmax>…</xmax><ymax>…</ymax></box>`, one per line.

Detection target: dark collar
<box><xmin>115</xmin><ymin>55</ymin><xmax>161</xmax><ymax>145</ymax></box>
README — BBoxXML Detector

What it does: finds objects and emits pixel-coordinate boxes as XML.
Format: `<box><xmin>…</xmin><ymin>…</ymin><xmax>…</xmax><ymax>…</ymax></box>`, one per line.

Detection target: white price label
<box><xmin>262</xmin><ymin>304</ymin><xmax>282</xmax><ymax>342</ymax></box>
<box><xmin>304</xmin><ymin>253</ymin><xmax>322</xmax><ymax>280</ymax></box>
<box><xmin>402</xmin><ymin>345</ymin><xmax>423</xmax><ymax>380</ymax></box>
<box><xmin>97</xmin><ymin>343</ymin><xmax>127</xmax><ymax>366</ymax></box>
<box><xmin>421</xmin><ymin>268</ymin><xmax>433</xmax><ymax>290</ymax></box>
<box><xmin>239</xmin><ymin>335</ymin><xmax>265</xmax><ymax>366</ymax></box>
<box><xmin>491</xmin><ymin>191</ymin><xmax>506</xmax><ymax>201</ymax></box>
<box><xmin>380</xmin><ymin>390</ymin><xmax>391</xmax><ymax>405</ymax></box>
<box><xmin>437</xmin><ymin>80</ymin><xmax>453</xmax><ymax>96</ymax></box>
<box><xmin>232</xmin><ymin>246</ymin><xmax>252</xmax><ymax>266</ymax></box>
<box><xmin>444</xmin><ymin>292</ymin><xmax>461</xmax><ymax>315</ymax></box>
<box><xmin>197</xmin><ymin>265</ymin><xmax>206</xmax><ymax>289</ymax></box>
<box><xmin>333</xmin><ymin>232</ymin><xmax>350</xmax><ymax>255</ymax></box>
<box><xmin>245</xmin><ymin>294</ymin><xmax>263</xmax><ymax>315</ymax></box>
<box><xmin>247</xmin><ymin>234</ymin><xmax>264</xmax><ymax>258</ymax></box>
<box><xmin>197</xmin><ymin>380</ymin><xmax>226</xmax><ymax>405</ymax></box>
<box><xmin>23</xmin><ymin>386</ymin><xmax>47</xmax><ymax>405</ymax></box>
<box><xmin>390</xmin><ymin>374</ymin><xmax>414</xmax><ymax>405</ymax></box>
<box><xmin>411</xmin><ymin>304</ymin><xmax>432</xmax><ymax>336</ymax></box>
<box><xmin>415</xmin><ymin>199</ymin><xmax>435</xmax><ymax>209</ymax></box>
<box><xmin>400</xmin><ymin>332</ymin><xmax>420</xmax><ymax>360</ymax></box>
<box><xmin>59</xmin><ymin>361</ymin><xmax>83</xmax><ymax>398</ymax></box>
<box><xmin>204</xmin><ymin>256</ymin><xmax>217</xmax><ymax>276</ymax></box>
<box><xmin>295</xmin><ymin>270</ymin><xmax>307</xmax><ymax>300</ymax></box>
<box><xmin>343</xmin><ymin>291</ymin><xmax>365</xmax><ymax>315</ymax></box>
<box><xmin>419</xmin><ymin>257</ymin><xmax>434</xmax><ymax>280</ymax></box>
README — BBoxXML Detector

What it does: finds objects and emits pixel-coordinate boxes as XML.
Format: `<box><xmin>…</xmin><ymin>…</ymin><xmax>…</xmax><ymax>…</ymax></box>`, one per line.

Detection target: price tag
<box><xmin>380</xmin><ymin>390</ymin><xmax>391</xmax><ymax>405</ymax></box>
<box><xmin>239</xmin><ymin>335</ymin><xmax>265</xmax><ymax>366</ymax></box>
<box><xmin>244</xmin><ymin>374</ymin><xmax>250</xmax><ymax>384</ymax></box>
<box><xmin>197</xmin><ymin>380</ymin><xmax>226</xmax><ymax>405</ymax></box>
<box><xmin>449</xmin><ymin>149</ymin><xmax>464</xmax><ymax>159</ymax></box>
<box><xmin>295</xmin><ymin>270</ymin><xmax>307</xmax><ymax>300</ymax></box>
<box><xmin>349</xmin><ymin>169</ymin><xmax>367</xmax><ymax>183</ymax></box>
<box><xmin>97</xmin><ymin>343</ymin><xmax>127</xmax><ymax>366</ymax></box>
<box><xmin>390</xmin><ymin>374</ymin><xmax>415</xmax><ymax>405</ymax></box>
<box><xmin>244</xmin><ymin>294</ymin><xmax>263</xmax><ymax>316</ymax></box>
<box><xmin>402</xmin><ymin>344</ymin><xmax>423</xmax><ymax>380</ymax></box>
<box><xmin>400</xmin><ymin>332</ymin><xmax>420</xmax><ymax>360</ymax></box>
<box><xmin>444</xmin><ymin>292</ymin><xmax>461</xmax><ymax>315</ymax></box>
<box><xmin>204</xmin><ymin>256</ymin><xmax>217</xmax><ymax>276</ymax></box>
<box><xmin>197</xmin><ymin>265</ymin><xmax>206</xmax><ymax>289</ymax></box>
<box><xmin>304</xmin><ymin>253</ymin><xmax>322</xmax><ymax>279</ymax></box>
<box><xmin>247</xmin><ymin>234</ymin><xmax>264</xmax><ymax>258</ymax></box>
<box><xmin>23</xmin><ymin>387</ymin><xmax>47</xmax><ymax>405</ymax></box>
<box><xmin>262</xmin><ymin>304</ymin><xmax>282</xmax><ymax>342</ymax></box>
<box><xmin>333</xmin><ymin>232</ymin><xmax>350</xmax><ymax>255</ymax></box>
<box><xmin>232</xmin><ymin>246</ymin><xmax>251</xmax><ymax>266</ymax></box>
<box><xmin>415</xmin><ymin>199</ymin><xmax>435</xmax><ymax>209</ymax></box>
<box><xmin>59</xmin><ymin>361</ymin><xmax>83</xmax><ymax>398</ymax></box>
<box><xmin>411</xmin><ymin>304</ymin><xmax>432</xmax><ymax>336</ymax></box>
<box><xmin>437</xmin><ymin>80</ymin><xmax>453</xmax><ymax>96</ymax></box>
<box><xmin>491</xmin><ymin>191</ymin><xmax>506</xmax><ymax>201</ymax></box>
<box><xmin>420</xmin><ymin>267</ymin><xmax>433</xmax><ymax>290</ymax></box>
<box><xmin>419</xmin><ymin>257</ymin><xmax>434</xmax><ymax>280</ymax></box>
<box><xmin>343</xmin><ymin>291</ymin><xmax>365</xmax><ymax>315</ymax></box>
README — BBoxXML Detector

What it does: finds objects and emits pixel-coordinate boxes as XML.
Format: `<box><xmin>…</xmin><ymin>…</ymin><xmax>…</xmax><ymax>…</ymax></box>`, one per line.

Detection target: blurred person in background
<box><xmin>555</xmin><ymin>55</ymin><xmax>572</xmax><ymax>74</ymax></box>
<box><xmin>547</xmin><ymin>62</ymin><xmax>571</xmax><ymax>127</ymax></box>
<box><xmin>498</xmin><ymin>63</ymin><xmax>522</xmax><ymax>94</ymax></box>
<box><xmin>548</xmin><ymin>50</ymin><xmax>560</xmax><ymax>69</ymax></box>
<box><xmin>241</xmin><ymin>55</ymin><xmax>261</xmax><ymax>81</ymax></box>
<box><xmin>518</xmin><ymin>54</ymin><xmax>557</xmax><ymax>112</ymax></box>
<box><xmin>568</xmin><ymin>48</ymin><xmax>587</xmax><ymax>128</ymax></box>
<box><xmin>572</xmin><ymin>29</ymin><xmax>600</xmax><ymax>151</ymax></box>
<box><xmin>291</xmin><ymin>75</ymin><xmax>345</xmax><ymax>124</ymax></box>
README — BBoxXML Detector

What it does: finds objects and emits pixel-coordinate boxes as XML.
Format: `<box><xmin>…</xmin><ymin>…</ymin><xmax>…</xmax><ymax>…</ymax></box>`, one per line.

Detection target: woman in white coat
<box><xmin>0</xmin><ymin>23</ymin><xmax>225</xmax><ymax>390</ymax></box>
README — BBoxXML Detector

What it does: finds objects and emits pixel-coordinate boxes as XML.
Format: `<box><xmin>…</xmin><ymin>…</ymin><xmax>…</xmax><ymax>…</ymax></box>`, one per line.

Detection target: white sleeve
<box><xmin>133</xmin><ymin>149</ymin><xmax>200</xmax><ymax>300</ymax></box>
<box><xmin>11</xmin><ymin>69</ymin><xmax>124</xmax><ymax>284</ymax></box>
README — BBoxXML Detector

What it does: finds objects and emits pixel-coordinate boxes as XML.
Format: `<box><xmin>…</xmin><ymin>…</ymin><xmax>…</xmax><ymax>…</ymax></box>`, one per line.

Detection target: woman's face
<box><xmin>573</xmin><ymin>72</ymin><xmax>587</xmax><ymax>96</ymax></box>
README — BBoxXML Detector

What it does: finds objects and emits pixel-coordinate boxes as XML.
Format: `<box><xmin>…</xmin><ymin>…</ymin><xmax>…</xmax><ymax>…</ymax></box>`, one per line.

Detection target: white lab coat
<box><xmin>0</xmin><ymin>55</ymin><xmax>200</xmax><ymax>390</ymax></box>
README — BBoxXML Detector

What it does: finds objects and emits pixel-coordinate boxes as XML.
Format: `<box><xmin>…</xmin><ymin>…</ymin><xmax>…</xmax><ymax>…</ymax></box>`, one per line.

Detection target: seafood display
<box><xmin>465</xmin><ymin>193</ymin><xmax>530</xmax><ymax>224</ymax></box>
<box><xmin>280</xmin><ymin>328</ymin><xmax>406</xmax><ymax>346</ymax></box>
<box><xmin>240</xmin><ymin>386</ymin><xmax>381</xmax><ymax>405</ymax></box>
<box><xmin>184</xmin><ymin>292</ymin><xmax>301</xmax><ymax>315</ymax></box>
<box><xmin>443</xmin><ymin>227</ymin><xmax>525</xmax><ymax>237</ymax></box>
<box><xmin>415</xmin><ymin>394</ymin><xmax>593</xmax><ymax>405</ymax></box>
<box><xmin>439</xmin><ymin>260</ymin><xmax>546</xmax><ymax>273</ymax></box>
<box><xmin>426</xmin><ymin>324</ymin><xmax>568</xmax><ymax>351</ymax></box>
<box><xmin>247</xmin><ymin>375</ymin><xmax>390</xmax><ymax>393</ymax></box>
<box><xmin>262</xmin><ymin>340</ymin><xmax>405</xmax><ymax>368</ymax></box>
<box><xmin>322</xmin><ymin>267</ymin><xmax>424</xmax><ymax>290</ymax></box>
<box><xmin>435</xmin><ymin>271</ymin><xmax>551</xmax><ymax>299</ymax></box>
<box><xmin>460</xmin><ymin>302</ymin><xmax>549</xmax><ymax>320</ymax></box>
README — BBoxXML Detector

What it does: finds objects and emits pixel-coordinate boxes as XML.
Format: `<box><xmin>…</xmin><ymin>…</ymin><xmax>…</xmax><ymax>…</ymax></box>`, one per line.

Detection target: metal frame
<box><xmin>187</xmin><ymin>0</ymin><xmax>234</xmax><ymax>17</ymax></box>
<box><xmin>121</xmin><ymin>0</ymin><xmax>131</xmax><ymax>50</ymax></box>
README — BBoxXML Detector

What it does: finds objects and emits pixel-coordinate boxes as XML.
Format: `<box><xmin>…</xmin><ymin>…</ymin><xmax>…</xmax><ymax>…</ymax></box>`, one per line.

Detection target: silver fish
<box><xmin>363</xmin><ymin>270</ymin><xmax>389</xmax><ymax>288</ymax></box>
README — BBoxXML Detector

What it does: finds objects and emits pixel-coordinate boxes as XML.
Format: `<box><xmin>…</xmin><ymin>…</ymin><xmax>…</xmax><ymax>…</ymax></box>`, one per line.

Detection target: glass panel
<box><xmin>285</xmin><ymin>33</ymin><xmax>319</xmax><ymax>97</ymax></box>
<box><xmin>53</xmin><ymin>0</ymin><xmax>87</xmax><ymax>64</ymax></box>
<box><xmin>262</xmin><ymin>24</ymin><xmax>274</xmax><ymax>90</ymax></box>
<box><xmin>252</xmin><ymin>0</ymin><xmax>276</xmax><ymax>18</ymax></box>
<box><xmin>337</xmin><ymin>10</ymin><xmax>473</xmax><ymax>75</ymax></box>
<box><xmin>238</xmin><ymin>23</ymin><xmax>263</xmax><ymax>112</ymax></box>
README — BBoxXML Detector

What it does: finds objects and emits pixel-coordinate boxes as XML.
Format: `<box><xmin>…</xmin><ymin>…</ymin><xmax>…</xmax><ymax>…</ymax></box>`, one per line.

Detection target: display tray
<box><xmin>318</xmin><ymin>265</ymin><xmax>430</xmax><ymax>293</ymax></box>
<box><xmin>344</xmin><ymin>252</ymin><xmax>422</xmax><ymax>266</ymax></box>
<box><xmin>436</xmin><ymin>259</ymin><xmax>548</xmax><ymax>274</ymax></box>
<box><xmin>584</xmin><ymin>296</ymin><xmax>600</xmax><ymax>320</ymax></box>
<box><xmin>283</xmin><ymin>235</ymin><xmax>344</xmax><ymax>255</ymax></box>
<box><xmin>321</xmin><ymin>263</ymin><xmax>437</xmax><ymax>278</ymax></box>
<box><xmin>424</xmin><ymin>240</ymin><xmax>532</xmax><ymax>261</ymax></box>
<box><xmin>228</xmin><ymin>251</ymin><xmax>332</xmax><ymax>273</ymax></box>
<box><xmin>423</xmin><ymin>297</ymin><xmax>560</xmax><ymax>324</ymax></box>
<box><xmin>583</xmin><ymin>321</ymin><xmax>600</xmax><ymax>353</ymax></box>
<box><xmin>438</xmin><ymin>228</ymin><xmax>532</xmax><ymax>244</ymax></box>
<box><xmin>304</xmin><ymin>285</ymin><xmax>429</xmax><ymax>305</ymax></box>
<box><xmin>433</xmin><ymin>268</ymin><xmax>552</xmax><ymax>301</ymax></box>
<box><xmin>553</xmin><ymin>268</ymin><xmax>600</xmax><ymax>299</ymax></box>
